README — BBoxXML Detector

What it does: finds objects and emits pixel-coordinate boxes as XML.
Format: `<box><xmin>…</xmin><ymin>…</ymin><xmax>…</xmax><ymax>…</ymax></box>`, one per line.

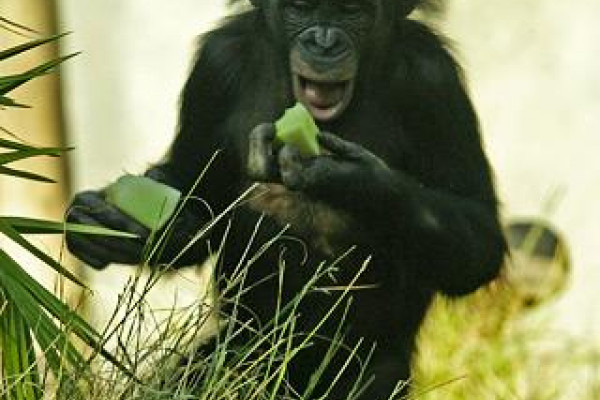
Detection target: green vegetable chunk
<box><xmin>275</xmin><ymin>102</ymin><xmax>320</xmax><ymax>156</ymax></box>
<box><xmin>105</xmin><ymin>175</ymin><xmax>181</xmax><ymax>230</ymax></box>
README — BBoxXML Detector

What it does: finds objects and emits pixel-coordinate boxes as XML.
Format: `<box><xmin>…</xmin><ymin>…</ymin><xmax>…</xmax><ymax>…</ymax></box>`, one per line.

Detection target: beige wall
<box><xmin>59</xmin><ymin>1</ymin><xmax>226</xmax><ymax>188</ymax></box>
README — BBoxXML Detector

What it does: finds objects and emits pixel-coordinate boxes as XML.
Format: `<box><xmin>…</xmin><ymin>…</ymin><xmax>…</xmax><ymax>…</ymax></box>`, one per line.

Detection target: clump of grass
<box><xmin>412</xmin><ymin>280</ymin><xmax>600</xmax><ymax>400</ymax></box>
<box><xmin>52</xmin><ymin>186</ymin><xmax>377</xmax><ymax>400</ymax></box>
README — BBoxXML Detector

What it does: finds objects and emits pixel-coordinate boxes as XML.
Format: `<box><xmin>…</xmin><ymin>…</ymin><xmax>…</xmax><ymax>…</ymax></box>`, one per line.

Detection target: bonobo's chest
<box><xmin>247</xmin><ymin>183</ymin><xmax>353</xmax><ymax>257</ymax></box>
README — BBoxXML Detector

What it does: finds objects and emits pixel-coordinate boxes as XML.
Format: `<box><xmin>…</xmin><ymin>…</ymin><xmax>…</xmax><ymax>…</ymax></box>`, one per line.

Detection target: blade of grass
<box><xmin>0</xmin><ymin>95</ymin><xmax>30</xmax><ymax>108</ymax></box>
<box><xmin>0</xmin><ymin>33</ymin><xmax>69</xmax><ymax>61</ymax></box>
<box><xmin>0</xmin><ymin>218</ymin><xmax>85</xmax><ymax>287</ymax></box>
<box><xmin>1</xmin><ymin>293</ymin><xmax>46</xmax><ymax>400</ymax></box>
<box><xmin>12</xmin><ymin>301</ymin><xmax>43</xmax><ymax>400</ymax></box>
<box><xmin>268</xmin><ymin>316</ymin><xmax>298</xmax><ymax>400</ymax></box>
<box><xmin>147</xmin><ymin>150</ymin><xmax>220</xmax><ymax>265</ymax></box>
<box><xmin>0</xmin><ymin>53</ymin><xmax>79</xmax><ymax>96</ymax></box>
<box><xmin>0</xmin><ymin>138</ymin><xmax>41</xmax><ymax>151</ymax></box>
<box><xmin>267</xmin><ymin>257</ymin><xmax>371</xmax><ymax>400</ymax></box>
<box><xmin>1</xmin><ymin>298</ymin><xmax>23</xmax><ymax>400</ymax></box>
<box><xmin>319</xmin><ymin>339</ymin><xmax>366</xmax><ymax>400</ymax></box>
<box><xmin>0</xmin><ymin>148</ymin><xmax>64</xmax><ymax>165</ymax></box>
<box><xmin>2</xmin><ymin>278</ymin><xmax>86</xmax><ymax>391</ymax></box>
<box><xmin>302</xmin><ymin>299</ymin><xmax>352</xmax><ymax>399</ymax></box>
<box><xmin>0</xmin><ymin>128</ymin><xmax>27</xmax><ymax>144</ymax></box>
<box><xmin>0</xmin><ymin>249</ymin><xmax>92</xmax><ymax>357</ymax></box>
<box><xmin>216</xmin><ymin>250</ymin><xmax>370</xmax><ymax>400</ymax></box>
<box><xmin>0</xmin><ymin>17</ymin><xmax>39</xmax><ymax>35</ymax></box>
<box><xmin>1</xmin><ymin>217</ymin><xmax>138</xmax><ymax>238</ymax></box>
<box><xmin>0</xmin><ymin>249</ymin><xmax>136</xmax><ymax>383</ymax></box>
<box><xmin>0</xmin><ymin>166</ymin><xmax>55</xmax><ymax>183</ymax></box>
<box><xmin>0</xmin><ymin>138</ymin><xmax>71</xmax><ymax>156</ymax></box>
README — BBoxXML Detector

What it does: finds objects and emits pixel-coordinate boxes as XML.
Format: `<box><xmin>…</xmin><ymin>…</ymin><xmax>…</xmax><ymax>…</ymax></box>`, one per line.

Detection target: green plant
<box><xmin>412</xmin><ymin>286</ymin><xmax>600</xmax><ymax>400</ymax></box>
<box><xmin>52</xmin><ymin>219</ymin><xmax>376</xmax><ymax>400</ymax></box>
<box><xmin>0</xmin><ymin>29</ymin><xmax>134</xmax><ymax>400</ymax></box>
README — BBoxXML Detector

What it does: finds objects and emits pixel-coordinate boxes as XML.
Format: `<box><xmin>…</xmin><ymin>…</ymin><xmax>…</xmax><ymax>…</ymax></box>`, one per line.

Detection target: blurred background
<box><xmin>1</xmin><ymin>0</ymin><xmax>599</xmax><ymax>397</ymax></box>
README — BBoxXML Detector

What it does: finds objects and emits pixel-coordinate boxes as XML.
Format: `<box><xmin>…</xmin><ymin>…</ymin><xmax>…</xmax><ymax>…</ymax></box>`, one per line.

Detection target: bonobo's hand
<box><xmin>247</xmin><ymin>123</ymin><xmax>390</xmax><ymax>195</ymax></box>
<box><xmin>66</xmin><ymin>190</ymin><xmax>150</xmax><ymax>269</ymax></box>
<box><xmin>66</xmin><ymin>185</ymin><xmax>206</xmax><ymax>269</ymax></box>
<box><xmin>247</xmin><ymin>123</ymin><xmax>279</xmax><ymax>182</ymax></box>
<box><xmin>279</xmin><ymin>131</ymin><xmax>391</xmax><ymax>195</ymax></box>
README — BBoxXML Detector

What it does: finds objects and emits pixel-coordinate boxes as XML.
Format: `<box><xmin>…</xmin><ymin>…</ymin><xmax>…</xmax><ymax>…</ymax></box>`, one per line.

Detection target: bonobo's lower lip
<box><xmin>292</xmin><ymin>73</ymin><xmax>355</xmax><ymax>122</ymax></box>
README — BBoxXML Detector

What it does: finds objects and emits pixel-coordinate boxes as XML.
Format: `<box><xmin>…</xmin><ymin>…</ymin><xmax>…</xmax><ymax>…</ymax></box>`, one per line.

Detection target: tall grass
<box><xmin>54</xmin><ymin>213</ymin><xmax>376</xmax><ymax>400</ymax></box>
<box><xmin>41</xmin><ymin>176</ymin><xmax>600</xmax><ymax>400</ymax></box>
<box><xmin>49</xmin><ymin>241</ymin><xmax>600</xmax><ymax>400</ymax></box>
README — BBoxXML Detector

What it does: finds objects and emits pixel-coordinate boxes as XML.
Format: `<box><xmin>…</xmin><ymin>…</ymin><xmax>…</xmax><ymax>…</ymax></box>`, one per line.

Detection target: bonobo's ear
<box><xmin>398</xmin><ymin>0</ymin><xmax>419</xmax><ymax>17</ymax></box>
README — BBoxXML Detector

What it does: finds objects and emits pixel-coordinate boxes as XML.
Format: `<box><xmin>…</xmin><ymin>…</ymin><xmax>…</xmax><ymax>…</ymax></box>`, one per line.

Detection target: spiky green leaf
<box><xmin>0</xmin><ymin>165</ymin><xmax>55</xmax><ymax>182</ymax></box>
<box><xmin>1</xmin><ymin>217</ymin><xmax>138</xmax><ymax>238</ymax></box>
<box><xmin>0</xmin><ymin>218</ymin><xmax>85</xmax><ymax>287</ymax></box>
<box><xmin>0</xmin><ymin>33</ymin><xmax>69</xmax><ymax>61</ymax></box>
<box><xmin>0</xmin><ymin>95</ymin><xmax>29</xmax><ymax>108</ymax></box>
<box><xmin>0</xmin><ymin>53</ymin><xmax>79</xmax><ymax>96</ymax></box>
<box><xmin>0</xmin><ymin>148</ymin><xmax>65</xmax><ymax>165</ymax></box>
<box><xmin>0</xmin><ymin>249</ymin><xmax>135</xmax><ymax>383</ymax></box>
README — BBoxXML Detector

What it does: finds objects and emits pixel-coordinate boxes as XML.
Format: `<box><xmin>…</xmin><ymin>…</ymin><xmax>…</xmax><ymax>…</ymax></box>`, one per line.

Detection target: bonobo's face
<box><xmin>280</xmin><ymin>0</ymin><xmax>378</xmax><ymax>122</ymax></box>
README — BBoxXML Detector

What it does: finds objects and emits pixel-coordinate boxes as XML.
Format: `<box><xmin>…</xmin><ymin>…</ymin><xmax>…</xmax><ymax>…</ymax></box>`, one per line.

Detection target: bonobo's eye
<box><xmin>289</xmin><ymin>0</ymin><xmax>315</xmax><ymax>11</ymax></box>
<box><xmin>341</xmin><ymin>1</ymin><xmax>363</xmax><ymax>14</ymax></box>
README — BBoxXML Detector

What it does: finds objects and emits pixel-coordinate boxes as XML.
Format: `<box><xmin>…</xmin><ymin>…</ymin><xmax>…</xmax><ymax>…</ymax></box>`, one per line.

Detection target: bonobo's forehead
<box><xmin>321</xmin><ymin>0</ymin><xmax>376</xmax><ymax>4</ymax></box>
<box><xmin>277</xmin><ymin>0</ymin><xmax>377</xmax><ymax>7</ymax></box>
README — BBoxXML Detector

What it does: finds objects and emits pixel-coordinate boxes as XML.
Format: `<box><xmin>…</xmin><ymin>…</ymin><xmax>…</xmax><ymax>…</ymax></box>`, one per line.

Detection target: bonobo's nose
<box><xmin>299</xmin><ymin>26</ymin><xmax>350</xmax><ymax>59</ymax></box>
<box><xmin>315</xmin><ymin>27</ymin><xmax>337</xmax><ymax>49</ymax></box>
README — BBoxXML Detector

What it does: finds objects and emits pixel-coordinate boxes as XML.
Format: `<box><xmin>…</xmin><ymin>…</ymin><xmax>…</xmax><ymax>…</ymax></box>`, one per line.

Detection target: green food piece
<box><xmin>105</xmin><ymin>175</ymin><xmax>181</xmax><ymax>230</ymax></box>
<box><xmin>275</xmin><ymin>102</ymin><xmax>320</xmax><ymax>156</ymax></box>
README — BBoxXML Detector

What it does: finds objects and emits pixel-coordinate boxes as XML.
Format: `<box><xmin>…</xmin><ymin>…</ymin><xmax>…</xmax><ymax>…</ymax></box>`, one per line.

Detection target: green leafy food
<box><xmin>275</xmin><ymin>102</ymin><xmax>320</xmax><ymax>156</ymax></box>
<box><xmin>105</xmin><ymin>175</ymin><xmax>181</xmax><ymax>230</ymax></box>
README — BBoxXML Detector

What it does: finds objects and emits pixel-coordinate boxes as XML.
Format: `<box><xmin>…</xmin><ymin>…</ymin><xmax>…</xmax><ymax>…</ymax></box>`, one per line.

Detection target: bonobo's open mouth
<box><xmin>292</xmin><ymin>73</ymin><xmax>355</xmax><ymax>122</ymax></box>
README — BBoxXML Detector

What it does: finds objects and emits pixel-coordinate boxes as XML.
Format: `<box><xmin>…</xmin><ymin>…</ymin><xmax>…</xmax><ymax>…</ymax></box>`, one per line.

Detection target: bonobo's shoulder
<box><xmin>200</xmin><ymin>10</ymin><xmax>262</xmax><ymax>55</ymax></box>
<box><xmin>392</xmin><ymin>19</ymin><xmax>465</xmax><ymax>85</ymax></box>
<box><xmin>189</xmin><ymin>10</ymin><xmax>262</xmax><ymax>90</ymax></box>
<box><xmin>190</xmin><ymin>9</ymin><xmax>265</xmax><ymax>82</ymax></box>
<box><xmin>395</xmin><ymin>19</ymin><xmax>450</xmax><ymax>53</ymax></box>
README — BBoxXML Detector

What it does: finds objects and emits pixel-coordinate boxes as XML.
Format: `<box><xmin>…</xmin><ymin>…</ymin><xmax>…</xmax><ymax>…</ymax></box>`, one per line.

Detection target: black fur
<box><xmin>67</xmin><ymin>2</ymin><xmax>506</xmax><ymax>398</ymax></box>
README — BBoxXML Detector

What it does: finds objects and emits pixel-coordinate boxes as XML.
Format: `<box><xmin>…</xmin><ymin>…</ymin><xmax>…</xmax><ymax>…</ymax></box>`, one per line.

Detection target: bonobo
<box><xmin>66</xmin><ymin>0</ymin><xmax>507</xmax><ymax>398</ymax></box>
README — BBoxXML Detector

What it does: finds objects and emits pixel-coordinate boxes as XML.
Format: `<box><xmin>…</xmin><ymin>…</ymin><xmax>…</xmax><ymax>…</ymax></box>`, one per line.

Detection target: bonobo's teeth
<box><xmin>292</xmin><ymin>73</ymin><xmax>355</xmax><ymax>122</ymax></box>
<box><xmin>301</xmin><ymin>77</ymin><xmax>348</xmax><ymax>108</ymax></box>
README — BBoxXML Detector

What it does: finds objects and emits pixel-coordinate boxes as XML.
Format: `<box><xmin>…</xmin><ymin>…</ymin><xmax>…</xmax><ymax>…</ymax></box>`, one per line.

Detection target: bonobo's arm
<box><xmin>296</xmin><ymin>136</ymin><xmax>506</xmax><ymax>296</ymax></box>
<box><xmin>66</xmin><ymin>30</ymin><xmax>239</xmax><ymax>269</ymax></box>
<box><xmin>384</xmin><ymin>21</ymin><xmax>507</xmax><ymax>295</ymax></box>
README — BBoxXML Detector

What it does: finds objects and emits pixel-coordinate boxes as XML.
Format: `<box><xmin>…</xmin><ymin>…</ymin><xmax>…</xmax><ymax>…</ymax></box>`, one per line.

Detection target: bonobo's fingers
<box><xmin>69</xmin><ymin>191</ymin><xmax>150</xmax><ymax>238</ymax></box>
<box><xmin>278</xmin><ymin>144</ymin><xmax>307</xmax><ymax>190</ymax></box>
<box><xmin>66</xmin><ymin>190</ymin><xmax>150</xmax><ymax>268</ymax></box>
<box><xmin>68</xmin><ymin>210</ymin><xmax>146</xmax><ymax>260</ymax></box>
<box><xmin>318</xmin><ymin>132</ymin><xmax>364</xmax><ymax>159</ymax></box>
<box><xmin>66</xmin><ymin>233</ymin><xmax>138</xmax><ymax>270</ymax></box>
<box><xmin>318</xmin><ymin>132</ymin><xmax>389</xmax><ymax>168</ymax></box>
<box><xmin>247</xmin><ymin>123</ymin><xmax>279</xmax><ymax>182</ymax></box>
<box><xmin>65</xmin><ymin>234</ymin><xmax>110</xmax><ymax>269</ymax></box>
